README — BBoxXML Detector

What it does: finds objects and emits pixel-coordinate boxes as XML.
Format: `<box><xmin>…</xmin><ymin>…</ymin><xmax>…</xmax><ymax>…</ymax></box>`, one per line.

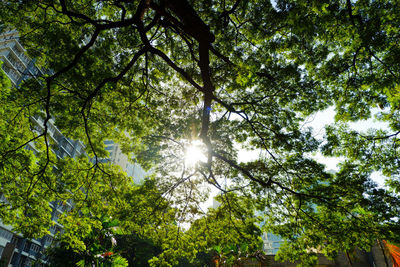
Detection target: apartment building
<box><xmin>0</xmin><ymin>29</ymin><xmax>40</xmax><ymax>87</ymax></box>
<box><xmin>103</xmin><ymin>140</ymin><xmax>147</xmax><ymax>184</ymax></box>
<box><xmin>0</xmin><ymin>30</ymin><xmax>85</xmax><ymax>267</ymax></box>
<box><xmin>262</xmin><ymin>232</ymin><xmax>284</xmax><ymax>255</ymax></box>
<box><xmin>0</xmin><ymin>29</ymin><xmax>148</xmax><ymax>266</ymax></box>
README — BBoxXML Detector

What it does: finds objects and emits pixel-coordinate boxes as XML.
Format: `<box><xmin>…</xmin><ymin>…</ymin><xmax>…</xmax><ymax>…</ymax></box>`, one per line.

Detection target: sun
<box><xmin>185</xmin><ymin>140</ymin><xmax>207</xmax><ymax>167</ymax></box>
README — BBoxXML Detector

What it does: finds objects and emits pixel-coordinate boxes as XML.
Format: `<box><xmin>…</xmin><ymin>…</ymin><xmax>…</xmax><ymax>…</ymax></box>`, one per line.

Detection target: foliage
<box><xmin>0</xmin><ymin>0</ymin><xmax>400</xmax><ymax>266</ymax></box>
<box><xmin>0</xmin><ymin>63</ymin><xmax>10</xmax><ymax>90</ymax></box>
<box><xmin>46</xmin><ymin>216</ymin><xmax>127</xmax><ymax>267</ymax></box>
<box><xmin>114</xmin><ymin>233</ymin><xmax>162</xmax><ymax>267</ymax></box>
<box><xmin>211</xmin><ymin>244</ymin><xmax>269</xmax><ymax>267</ymax></box>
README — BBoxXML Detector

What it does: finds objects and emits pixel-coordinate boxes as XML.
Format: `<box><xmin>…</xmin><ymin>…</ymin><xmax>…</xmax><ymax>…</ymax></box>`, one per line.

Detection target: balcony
<box><xmin>1</xmin><ymin>62</ymin><xmax>21</xmax><ymax>84</ymax></box>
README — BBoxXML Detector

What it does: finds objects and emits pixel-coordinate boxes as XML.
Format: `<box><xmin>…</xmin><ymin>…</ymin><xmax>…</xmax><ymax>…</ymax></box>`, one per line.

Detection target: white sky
<box><xmin>204</xmin><ymin>106</ymin><xmax>389</xmax><ymax>209</ymax></box>
<box><xmin>309</xmin><ymin>106</ymin><xmax>388</xmax><ymax>187</ymax></box>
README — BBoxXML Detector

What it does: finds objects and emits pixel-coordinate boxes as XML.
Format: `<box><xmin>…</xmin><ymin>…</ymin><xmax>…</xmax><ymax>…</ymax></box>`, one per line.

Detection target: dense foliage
<box><xmin>1</xmin><ymin>0</ymin><xmax>400</xmax><ymax>265</ymax></box>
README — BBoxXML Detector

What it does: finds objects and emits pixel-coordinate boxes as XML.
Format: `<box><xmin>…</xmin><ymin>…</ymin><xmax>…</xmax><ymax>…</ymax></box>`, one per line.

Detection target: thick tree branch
<box><xmin>49</xmin><ymin>28</ymin><xmax>100</xmax><ymax>81</ymax></box>
<box><xmin>148</xmin><ymin>46</ymin><xmax>203</xmax><ymax>91</ymax></box>
<box><xmin>80</xmin><ymin>47</ymin><xmax>147</xmax><ymax>165</ymax></box>
<box><xmin>220</xmin><ymin>0</ymin><xmax>242</xmax><ymax>19</ymax></box>
<box><xmin>210</xmin><ymin>45</ymin><xmax>233</xmax><ymax>65</ymax></box>
<box><xmin>212</xmin><ymin>150</ymin><xmax>271</xmax><ymax>188</ymax></box>
<box><xmin>164</xmin><ymin>0</ymin><xmax>214</xmax><ymax>44</ymax></box>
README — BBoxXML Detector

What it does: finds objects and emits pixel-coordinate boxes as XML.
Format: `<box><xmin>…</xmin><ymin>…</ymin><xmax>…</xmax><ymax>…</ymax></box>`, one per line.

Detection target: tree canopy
<box><xmin>1</xmin><ymin>0</ymin><xmax>400</xmax><ymax>265</ymax></box>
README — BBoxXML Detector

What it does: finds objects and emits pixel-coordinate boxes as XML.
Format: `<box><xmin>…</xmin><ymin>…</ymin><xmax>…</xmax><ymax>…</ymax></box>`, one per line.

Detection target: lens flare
<box><xmin>185</xmin><ymin>140</ymin><xmax>207</xmax><ymax>167</ymax></box>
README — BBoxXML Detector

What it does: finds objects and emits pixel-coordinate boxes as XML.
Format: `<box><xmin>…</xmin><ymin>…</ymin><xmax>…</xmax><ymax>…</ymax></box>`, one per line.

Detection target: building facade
<box><xmin>0</xmin><ymin>29</ymin><xmax>40</xmax><ymax>87</ymax></box>
<box><xmin>0</xmin><ymin>30</ymin><xmax>84</xmax><ymax>267</ymax></box>
<box><xmin>103</xmin><ymin>140</ymin><xmax>147</xmax><ymax>184</ymax></box>
<box><xmin>262</xmin><ymin>232</ymin><xmax>284</xmax><ymax>255</ymax></box>
<box><xmin>0</xmin><ymin>29</ymin><xmax>147</xmax><ymax>266</ymax></box>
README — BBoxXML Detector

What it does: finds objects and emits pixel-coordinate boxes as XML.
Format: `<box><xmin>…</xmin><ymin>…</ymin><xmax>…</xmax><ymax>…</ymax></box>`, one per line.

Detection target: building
<box><xmin>0</xmin><ymin>29</ymin><xmax>84</xmax><ymax>267</ymax></box>
<box><xmin>103</xmin><ymin>140</ymin><xmax>147</xmax><ymax>184</ymax></box>
<box><xmin>0</xmin><ymin>29</ymin><xmax>147</xmax><ymax>266</ymax></box>
<box><xmin>262</xmin><ymin>232</ymin><xmax>284</xmax><ymax>255</ymax></box>
<box><xmin>0</xmin><ymin>29</ymin><xmax>40</xmax><ymax>87</ymax></box>
<box><xmin>0</xmin><ymin>117</ymin><xmax>83</xmax><ymax>267</ymax></box>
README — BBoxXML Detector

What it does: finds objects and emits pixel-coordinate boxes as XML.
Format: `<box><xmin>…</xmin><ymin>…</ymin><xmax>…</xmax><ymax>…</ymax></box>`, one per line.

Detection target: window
<box><xmin>23</xmin><ymin>241</ymin><xmax>31</xmax><ymax>252</ymax></box>
<box><xmin>45</xmin><ymin>235</ymin><xmax>53</xmax><ymax>245</ymax></box>
<box><xmin>11</xmin><ymin>235</ymin><xmax>19</xmax><ymax>245</ymax></box>
<box><xmin>63</xmin><ymin>141</ymin><xmax>74</xmax><ymax>154</ymax></box>
<box><xmin>30</xmin><ymin>243</ymin><xmax>40</xmax><ymax>253</ymax></box>
<box><xmin>52</xmin><ymin>210</ymin><xmax>62</xmax><ymax>221</ymax></box>
<box><xmin>0</xmin><ymin>228</ymin><xmax>13</xmax><ymax>241</ymax></box>
<box><xmin>75</xmin><ymin>144</ymin><xmax>84</xmax><ymax>155</ymax></box>
<box><xmin>33</xmin><ymin>123</ymin><xmax>43</xmax><ymax>133</ymax></box>
<box><xmin>3</xmin><ymin>64</ymin><xmax>21</xmax><ymax>82</ymax></box>
<box><xmin>53</xmin><ymin>133</ymin><xmax>64</xmax><ymax>143</ymax></box>
<box><xmin>6</xmin><ymin>53</ymin><xmax>24</xmax><ymax>72</ymax></box>
<box><xmin>48</xmin><ymin>123</ymin><xmax>55</xmax><ymax>134</ymax></box>
<box><xmin>56</xmin><ymin>150</ymin><xmax>65</xmax><ymax>158</ymax></box>
<box><xmin>30</xmin><ymin>66</ymin><xmax>39</xmax><ymax>76</ymax></box>
<box><xmin>49</xmin><ymin>225</ymin><xmax>56</xmax><ymax>234</ymax></box>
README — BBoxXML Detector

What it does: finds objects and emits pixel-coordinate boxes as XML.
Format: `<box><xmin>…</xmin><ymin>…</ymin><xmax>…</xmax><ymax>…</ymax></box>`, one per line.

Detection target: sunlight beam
<box><xmin>184</xmin><ymin>140</ymin><xmax>207</xmax><ymax>167</ymax></box>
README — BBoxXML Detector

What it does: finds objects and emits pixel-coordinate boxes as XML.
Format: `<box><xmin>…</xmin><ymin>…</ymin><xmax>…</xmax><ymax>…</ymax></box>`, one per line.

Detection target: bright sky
<box><xmin>203</xmin><ymin>106</ymin><xmax>390</xmax><ymax>209</ymax></box>
<box><xmin>308</xmin><ymin>106</ymin><xmax>388</xmax><ymax>187</ymax></box>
